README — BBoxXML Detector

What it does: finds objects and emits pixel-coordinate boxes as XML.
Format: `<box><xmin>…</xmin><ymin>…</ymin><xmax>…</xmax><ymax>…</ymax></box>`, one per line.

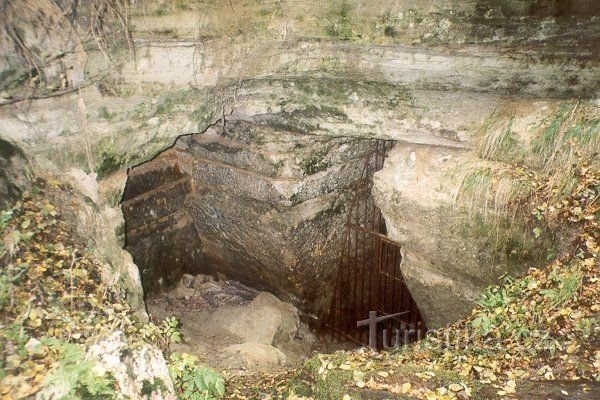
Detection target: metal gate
<box><xmin>329</xmin><ymin>140</ymin><xmax>427</xmax><ymax>349</ymax></box>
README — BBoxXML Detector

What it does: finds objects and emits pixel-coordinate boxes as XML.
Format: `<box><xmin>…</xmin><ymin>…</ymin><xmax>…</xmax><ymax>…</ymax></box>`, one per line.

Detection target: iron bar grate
<box><xmin>329</xmin><ymin>140</ymin><xmax>427</xmax><ymax>350</ymax></box>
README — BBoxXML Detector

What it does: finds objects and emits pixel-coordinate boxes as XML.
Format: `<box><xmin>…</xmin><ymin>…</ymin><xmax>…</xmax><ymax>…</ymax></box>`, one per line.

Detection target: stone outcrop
<box><xmin>373</xmin><ymin>133</ymin><xmax>556</xmax><ymax>328</ymax></box>
<box><xmin>1</xmin><ymin>0</ymin><xmax>598</xmax><ymax>331</ymax></box>
<box><xmin>123</xmin><ymin>120</ymin><xmax>376</xmax><ymax>317</ymax></box>
<box><xmin>84</xmin><ymin>331</ymin><xmax>176</xmax><ymax>400</ymax></box>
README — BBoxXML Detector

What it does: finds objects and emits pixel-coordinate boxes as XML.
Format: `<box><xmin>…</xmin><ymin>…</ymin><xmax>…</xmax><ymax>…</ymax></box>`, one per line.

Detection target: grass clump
<box><xmin>453</xmin><ymin>101</ymin><xmax>598</xmax><ymax>243</ymax></box>
<box><xmin>325</xmin><ymin>1</ymin><xmax>354</xmax><ymax>39</ymax></box>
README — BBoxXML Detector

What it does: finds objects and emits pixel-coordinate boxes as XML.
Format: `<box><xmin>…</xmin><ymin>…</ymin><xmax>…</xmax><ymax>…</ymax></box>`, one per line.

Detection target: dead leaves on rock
<box><xmin>0</xmin><ymin>183</ymin><xmax>134</xmax><ymax>399</ymax></box>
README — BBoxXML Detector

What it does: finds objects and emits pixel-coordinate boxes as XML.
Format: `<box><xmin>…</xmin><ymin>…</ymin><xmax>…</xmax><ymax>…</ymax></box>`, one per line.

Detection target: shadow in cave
<box><xmin>119</xmin><ymin>121</ymin><xmax>394</xmax><ymax>370</ymax></box>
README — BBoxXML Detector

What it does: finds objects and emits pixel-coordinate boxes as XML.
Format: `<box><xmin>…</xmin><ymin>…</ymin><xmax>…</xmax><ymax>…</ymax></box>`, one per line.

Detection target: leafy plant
<box><xmin>161</xmin><ymin>316</ymin><xmax>182</xmax><ymax>345</ymax></box>
<box><xmin>42</xmin><ymin>339</ymin><xmax>116</xmax><ymax>400</ymax></box>
<box><xmin>168</xmin><ymin>353</ymin><xmax>225</xmax><ymax>400</ymax></box>
<box><xmin>0</xmin><ymin>209</ymin><xmax>14</xmax><ymax>230</ymax></box>
<box><xmin>139</xmin><ymin>317</ymin><xmax>182</xmax><ymax>352</ymax></box>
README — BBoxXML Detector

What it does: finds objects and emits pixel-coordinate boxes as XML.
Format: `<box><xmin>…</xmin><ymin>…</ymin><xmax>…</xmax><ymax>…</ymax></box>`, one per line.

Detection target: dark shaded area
<box><xmin>477</xmin><ymin>0</ymin><xmax>600</xmax><ymax>17</ymax></box>
<box><xmin>121</xmin><ymin>158</ymin><xmax>204</xmax><ymax>297</ymax></box>
<box><xmin>0</xmin><ymin>138</ymin><xmax>29</xmax><ymax>209</ymax></box>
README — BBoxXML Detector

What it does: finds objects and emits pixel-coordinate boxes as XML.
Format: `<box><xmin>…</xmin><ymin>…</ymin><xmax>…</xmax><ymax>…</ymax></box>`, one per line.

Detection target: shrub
<box><xmin>168</xmin><ymin>353</ymin><xmax>225</xmax><ymax>400</ymax></box>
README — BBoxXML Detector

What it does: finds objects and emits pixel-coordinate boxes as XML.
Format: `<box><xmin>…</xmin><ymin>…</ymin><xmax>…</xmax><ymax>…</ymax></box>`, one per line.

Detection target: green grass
<box><xmin>476</xmin><ymin>110</ymin><xmax>521</xmax><ymax>162</ymax></box>
<box><xmin>530</xmin><ymin>101</ymin><xmax>600</xmax><ymax>197</ymax></box>
<box><xmin>455</xmin><ymin>101</ymin><xmax>599</xmax><ymax>218</ymax></box>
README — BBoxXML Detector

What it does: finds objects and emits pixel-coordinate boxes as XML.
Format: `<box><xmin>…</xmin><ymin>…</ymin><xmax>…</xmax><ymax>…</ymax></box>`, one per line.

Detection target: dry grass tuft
<box><xmin>454</xmin><ymin>101</ymin><xmax>599</xmax><ymax>220</ymax></box>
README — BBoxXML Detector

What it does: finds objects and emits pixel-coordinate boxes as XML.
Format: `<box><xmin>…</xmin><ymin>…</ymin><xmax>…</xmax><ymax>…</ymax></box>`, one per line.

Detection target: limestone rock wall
<box><xmin>122</xmin><ymin>123</ymin><xmax>376</xmax><ymax>318</ymax></box>
<box><xmin>0</xmin><ymin>0</ymin><xmax>598</xmax><ymax>327</ymax></box>
<box><xmin>373</xmin><ymin>129</ymin><xmax>556</xmax><ymax>328</ymax></box>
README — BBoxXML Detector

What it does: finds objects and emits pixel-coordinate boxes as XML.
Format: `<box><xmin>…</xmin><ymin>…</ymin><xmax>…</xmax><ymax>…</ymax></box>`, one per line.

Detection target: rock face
<box><xmin>1</xmin><ymin>0</ymin><xmax>598</xmax><ymax>331</ymax></box>
<box><xmin>373</xmin><ymin>141</ymin><xmax>554</xmax><ymax>328</ymax></box>
<box><xmin>123</xmin><ymin>120</ymin><xmax>375</xmax><ymax>317</ymax></box>
<box><xmin>84</xmin><ymin>331</ymin><xmax>176</xmax><ymax>400</ymax></box>
<box><xmin>122</xmin><ymin>156</ymin><xmax>203</xmax><ymax>296</ymax></box>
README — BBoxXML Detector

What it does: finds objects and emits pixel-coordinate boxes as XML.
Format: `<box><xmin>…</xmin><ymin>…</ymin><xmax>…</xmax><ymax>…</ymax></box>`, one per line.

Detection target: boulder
<box><xmin>224</xmin><ymin>342</ymin><xmax>286</xmax><ymax>370</ymax></box>
<box><xmin>85</xmin><ymin>331</ymin><xmax>175</xmax><ymax>400</ymax></box>
<box><xmin>208</xmin><ymin>292</ymin><xmax>299</xmax><ymax>346</ymax></box>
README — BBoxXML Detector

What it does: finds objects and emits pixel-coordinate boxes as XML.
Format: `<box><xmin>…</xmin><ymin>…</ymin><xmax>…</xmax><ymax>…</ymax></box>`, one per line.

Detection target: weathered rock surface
<box><xmin>1</xmin><ymin>0</ymin><xmax>598</xmax><ymax>333</ymax></box>
<box><xmin>122</xmin><ymin>121</ymin><xmax>376</xmax><ymax>317</ymax></box>
<box><xmin>373</xmin><ymin>138</ymin><xmax>554</xmax><ymax>328</ymax></box>
<box><xmin>84</xmin><ymin>331</ymin><xmax>175</xmax><ymax>400</ymax></box>
<box><xmin>36</xmin><ymin>331</ymin><xmax>175</xmax><ymax>400</ymax></box>
<box><xmin>210</xmin><ymin>292</ymin><xmax>299</xmax><ymax>347</ymax></box>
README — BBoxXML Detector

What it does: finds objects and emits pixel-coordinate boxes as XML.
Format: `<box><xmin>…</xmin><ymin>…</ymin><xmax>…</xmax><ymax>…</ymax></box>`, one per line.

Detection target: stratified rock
<box><xmin>374</xmin><ymin>143</ymin><xmax>554</xmax><ymax>328</ymax></box>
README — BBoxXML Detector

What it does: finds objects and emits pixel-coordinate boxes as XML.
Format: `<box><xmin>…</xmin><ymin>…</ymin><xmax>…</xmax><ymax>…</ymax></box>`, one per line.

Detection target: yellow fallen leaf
<box><xmin>339</xmin><ymin>363</ymin><xmax>352</xmax><ymax>370</ymax></box>
<box><xmin>401</xmin><ymin>382</ymin><xmax>412</xmax><ymax>393</ymax></box>
<box><xmin>448</xmin><ymin>383</ymin><xmax>463</xmax><ymax>392</ymax></box>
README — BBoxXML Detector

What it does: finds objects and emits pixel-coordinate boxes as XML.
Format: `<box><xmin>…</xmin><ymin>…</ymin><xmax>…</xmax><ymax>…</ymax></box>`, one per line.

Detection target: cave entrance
<box><xmin>120</xmin><ymin>123</ymin><xmax>424</xmax><ymax>369</ymax></box>
<box><xmin>329</xmin><ymin>140</ymin><xmax>427</xmax><ymax>350</ymax></box>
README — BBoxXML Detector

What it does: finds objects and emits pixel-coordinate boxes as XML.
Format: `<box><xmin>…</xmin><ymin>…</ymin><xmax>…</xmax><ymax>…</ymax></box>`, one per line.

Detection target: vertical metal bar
<box><xmin>360</xmin><ymin>173</ymin><xmax>369</xmax><ymax>344</ymax></box>
<box><xmin>376</xmin><ymin>237</ymin><xmax>383</xmax><ymax>316</ymax></box>
<box><xmin>344</xmin><ymin>241</ymin><xmax>351</xmax><ymax>337</ymax></box>
<box><xmin>390</xmin><ymin>245</ymin><xmax>398</xmax><ymax>326</ymax></box>
<box><xmin>353</xmin><ymin>227</ymin><xmax>359</xmax><ymax>342</ymax></box>
<box><xmin>384</xmin><ymin>242</ymin><xmax>390</xmax><ymax>314</ymax></box>
<box><xmin>368</xmin><ymin>196</ymin><xmax>376</xmax><ymax>311</ymax></box>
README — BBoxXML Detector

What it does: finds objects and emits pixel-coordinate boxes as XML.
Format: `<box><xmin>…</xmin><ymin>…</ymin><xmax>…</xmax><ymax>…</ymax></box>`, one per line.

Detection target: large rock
<box><xmin>373</xmin><ymin>142</ymin><xmax>553</xmax><ymax>328</ymax></box>
<box><xmin>36</xmin><ymin>331</ymin><xmax>175</xmax><ymax>400</ymax></box>
<box><xmin>208</xmin><ymin>292</ymin><xmax>300</xmax><ymax>346</ymax></box>
<box><xmin>85</xmin><ymin>331</ymin><xmax>175</xmax><ymax>400</ymax></box>
<box><xmin>224</xmin><ymin>342</ymin><xmax>286</xmax><ymax>370</ymax></box>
